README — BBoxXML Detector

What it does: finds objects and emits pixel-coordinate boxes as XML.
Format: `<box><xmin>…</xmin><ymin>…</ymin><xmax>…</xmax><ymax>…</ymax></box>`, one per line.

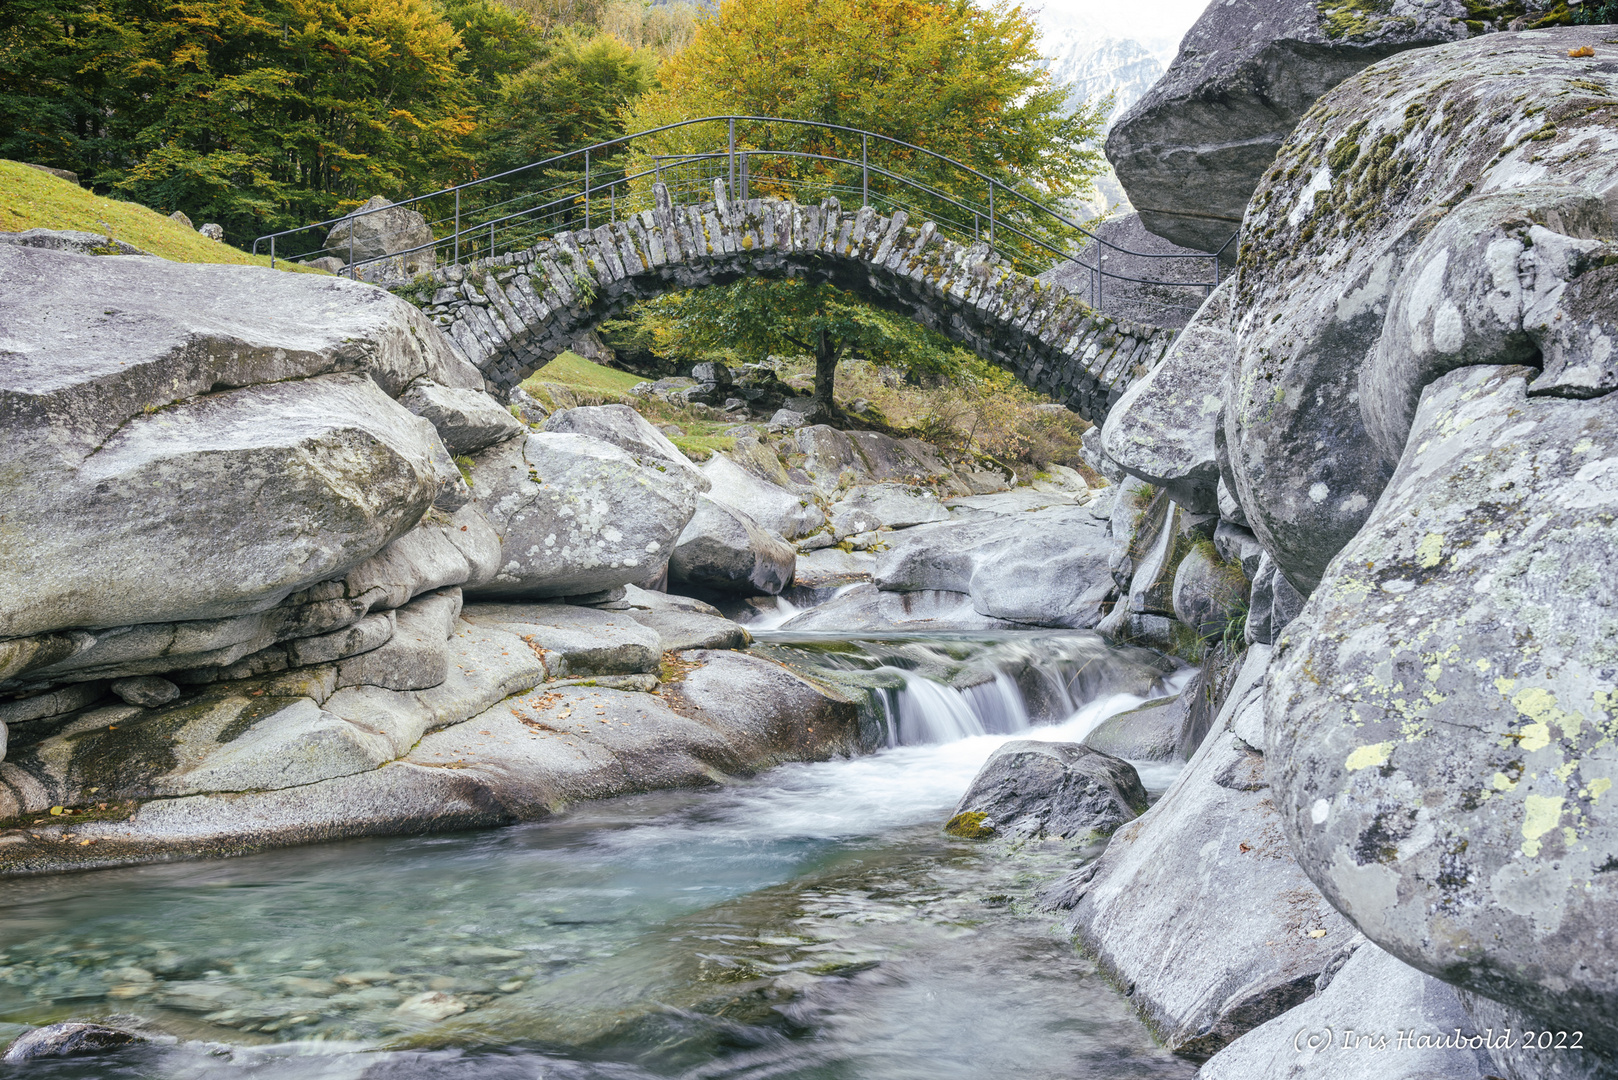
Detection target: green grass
<box><xmin>0</xmin><ymin>159</ymin><xmax>320</xmax><ymax>271</ymax></box>
<box><xmin>669</xmin><ymin>434</ymin><xmax>737</xmax><ymax>462</ymax></box>
<box><xmin>522</xmin><ymin>351</ymin><xmax>646</xmax><ymax>397</ymax></box>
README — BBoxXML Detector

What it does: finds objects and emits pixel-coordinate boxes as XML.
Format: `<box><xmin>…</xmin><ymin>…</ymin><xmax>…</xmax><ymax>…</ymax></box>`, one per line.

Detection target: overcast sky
<box><xmin>1029</xmin><ymin>0</ymin><xmax>1209</xmax><ymax>58</ymax></box>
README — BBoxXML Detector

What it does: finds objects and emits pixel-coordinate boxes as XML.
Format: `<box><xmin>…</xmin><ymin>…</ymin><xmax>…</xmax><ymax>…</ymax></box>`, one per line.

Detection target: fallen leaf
<box><xmin>1570</xmin><ymin>45</ymin><xmax>1595</xmax><ymax>57</ymax></box>
<box><xmin>1308</xmin><ymin>928</ymin><xmax>1327</xmax><ymax>938</ymax></box>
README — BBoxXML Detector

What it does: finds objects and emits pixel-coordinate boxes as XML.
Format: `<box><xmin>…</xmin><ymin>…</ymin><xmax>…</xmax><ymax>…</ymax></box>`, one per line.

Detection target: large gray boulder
<box><xmin>1106</xmin><ymin>0</ymin><xmax>1474</xmax><ymax>253</ymax></box>
<box><xmin>399</xmin><ymin>382</ymin><xmax>526</xmax><ymax>455</ymax></box>
<box><xmin>668</xmin><ymin>496</ymin><xmax>796</xmax><ymax>596</ymax></box>
<box><xmin>701</xmin><ymin>452</ymin><xmax>824</xmax><ymax>539</ymax></box>
<box><xmin>1058</xmin><ymin>647</ymin><xmax>1359</xmax><ymax>1060</ymax></box>
<box><xmin>1212</xmin><ymin>28</ymin><xmax>1618</xmax><ymax>593</ymax></box>
<box><xmin>1267</xmin><ymin>364</ymin><xmax>1618</xmax><ymax>1059</ymax></box>
<box><xmin>1171</xmin><ymin>541</ymin><xmax>1249</xmax><ymax>640</ymax></box>
<box><xmin>543</xmin><ymin>404</ymin><xmax>708</xmax><ymax>491</ymax></box>
<box><xmin>1199</xmin><ymin>942</ymin><xmax>1493</xmax><ymax>1080</ymax></box>
<box><xmin>1098</xmin><ymin>279</ymin><xmax>1233</xmax><ymax>514</ymax></box>
<box><xmin>323</xmin><ymin>195</ymin><xmax>435</xmax><ymax>281</ymax></box>
<box><xmin>874</xmin><ymin>506</ymin><xmax>1115</xmax><ymax>629</ymax></box>
<box><xmin>1082</xmin><ymin>694</ymin><xmax>1192</xmax><ymax>762</ymax></box>
<box><xmin>2</xmin><ymin>372</ymin><xmax>453</xmax><ymax>642</ymax></box>
<box><xmin>0</xmin><ymin>243</ymin><xmax>481</xmax><ymax>650</ymax></box>
<box><xmin>460</xmin><ymin>603</ymin><xmax>660</xmax><ymax>677</ymax></box>
<box><xmin>464</xmin><ymin>433</ymin><xmax>699</xmax><ymax>600</ymax></box>
<box><xmin>949</xmin><ymin>741</ymin><xmax>1148</xmax><ymax>843</ymax></box>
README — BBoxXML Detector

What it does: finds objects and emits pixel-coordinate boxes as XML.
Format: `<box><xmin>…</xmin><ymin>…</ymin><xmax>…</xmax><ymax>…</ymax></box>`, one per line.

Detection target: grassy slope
<box><xmin>520</xmin><ymin>353</ymin><xmax>739</xmax><ymax>460</ymax></box>
<box><xmin>0</xmin><ymin>160</ymin><xmax>319</xmax><ymax>271</ymax></box>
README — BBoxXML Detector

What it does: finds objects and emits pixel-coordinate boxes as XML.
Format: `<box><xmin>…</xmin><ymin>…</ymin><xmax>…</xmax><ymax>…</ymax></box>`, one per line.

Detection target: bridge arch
<box><xmin>399</xmin><ymin>181</ymin><xmax>1176</xmax><ymax>424</ymax></box>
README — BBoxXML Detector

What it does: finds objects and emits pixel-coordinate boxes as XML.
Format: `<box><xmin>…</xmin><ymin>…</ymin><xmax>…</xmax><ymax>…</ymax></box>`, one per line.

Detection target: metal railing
<box><xmin>253</xmin><ymin>115</ymin><xmax>1233</xmax><ymax>323</ymax></box>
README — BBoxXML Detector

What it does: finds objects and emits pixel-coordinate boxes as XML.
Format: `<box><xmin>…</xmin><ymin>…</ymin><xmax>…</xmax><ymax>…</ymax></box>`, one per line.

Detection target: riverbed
<box><xmin>0</xmin><ymin>630</ymin><xmax>1197</xmax><ymax>1079</ymax></box>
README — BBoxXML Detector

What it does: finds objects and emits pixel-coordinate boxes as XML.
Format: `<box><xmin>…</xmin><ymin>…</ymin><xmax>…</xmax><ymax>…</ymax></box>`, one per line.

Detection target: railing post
<box><xmin>739</xmin><ymin>153</ymin><xmax>749</xmax><ymax>201</ymax></box>
<box><xmin>584</xmin><ymin>148</ymin><xmax>591</xmax><ymax>231</ymax></box>
<box><xmin>269</xmin><ymin>234</ymin><xmax>275</xmax><ymax>269</ymax></box>
<box><xmin>348</xmin><ymin>218</ymin><xmax>355</xmax><ymax>279</ymax></box>
<box><xmin>610</xmin><ymin>181</ymin><xmax>616</xmax><ymax>223</ymax></box>
<box><xmin>987</xmin><ymin>181</ymin><xmax>995</xmax><ymax>248</ymax></box>
<box><xmin>862</xmin><ymin>133</ymin><xmax>868</xmax><ymax>208</ymax></box>
<box><xmin>489</xmin><ymin>220</ymin><xmax>494</xmax><ymax>260</ymax></box>
<box><xmin>728</xmin><ymin>118</ymin><xmax>736</xmax><ymax>204</ymax></box>
<box><xmin>453</xmin><ymin>189</ymin><xmax>460</xmax><ymax>266</ymax></box>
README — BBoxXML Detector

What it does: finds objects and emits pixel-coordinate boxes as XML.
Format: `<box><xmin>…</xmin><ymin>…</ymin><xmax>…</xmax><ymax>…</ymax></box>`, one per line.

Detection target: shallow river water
<box><xmin>0</xmin><ymin>631</ymin><xmax>1197</xmax><ymax>1080</ymax></box>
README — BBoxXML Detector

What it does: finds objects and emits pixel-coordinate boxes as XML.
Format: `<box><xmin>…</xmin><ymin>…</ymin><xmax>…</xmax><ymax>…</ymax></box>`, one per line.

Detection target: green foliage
<box><xmin>1573</xmin><ymin>0</ymin><xmax>1618</xmax><ymax>22</ymax></box>
<box><xmin>623</xmin><ymin>0</ymin><xmax>1107</xmax><ymax>269</ymax></box>
<box><xmin>632</xmin><ymin>277</ymin><xmax>972</xmax><ymax>415</ymax></box>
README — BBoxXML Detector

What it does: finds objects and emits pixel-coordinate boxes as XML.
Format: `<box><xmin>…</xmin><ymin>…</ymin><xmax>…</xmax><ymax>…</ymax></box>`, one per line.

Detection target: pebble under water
<box><xmin>0</xmin><ymin>632</ymin><xmax>1197</xmax><ymax>1080</ymax></box>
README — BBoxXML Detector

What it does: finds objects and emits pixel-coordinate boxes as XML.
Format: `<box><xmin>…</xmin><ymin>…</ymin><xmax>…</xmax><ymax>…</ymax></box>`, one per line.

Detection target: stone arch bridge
<box><xmin>398</xmin><ymin>181</ymin><xmax>1176</xmax><ymax>424</ymax></box>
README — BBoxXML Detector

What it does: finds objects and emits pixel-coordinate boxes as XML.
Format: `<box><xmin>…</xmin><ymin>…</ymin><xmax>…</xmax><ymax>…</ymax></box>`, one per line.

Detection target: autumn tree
<box><xmin>616</xmin><ymin>0</ymin><xmax>1104</xmax><ymax>421</ymax></box>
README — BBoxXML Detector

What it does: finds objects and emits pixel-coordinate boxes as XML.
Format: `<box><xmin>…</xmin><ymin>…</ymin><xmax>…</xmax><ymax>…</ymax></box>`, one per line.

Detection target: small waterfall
<box><xmin>884</xmin><ymin>669</ymin><xmax>1034</xmax><ymax>746</ymax></box>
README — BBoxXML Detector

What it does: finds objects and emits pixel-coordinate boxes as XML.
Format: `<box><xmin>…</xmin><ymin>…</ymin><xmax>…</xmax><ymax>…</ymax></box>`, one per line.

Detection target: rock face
<box><xmin>951</xmin><ymin>741</ymin><xmax>1148</xmax><ymax>843</ymax></box>
<box><xmin>399</xmin><ymin>383</ymin><xmax>526</xmax><ymax>455</ymax></box>
<box><xmin>1099</xmin><ymin>279</ymin><xmax>1233</xmax><ymax>514</ymax></box>
<box><xmin>1214</xmin><ymin>28</ymin><xmax>1618</xmax><ymax>593</ymax></box>
<box><xmin>1060</xmin><ymin>647</ymin><xmax>1359</xmax><ymax>1060</ymax></box>
<box><xmin>669</xmin><ymin>496</ymin><xmax>796</xmax><ymax>596</ymax></box>
<box><xmin>1105</xmin><ymin>0</ymin><xmax>1472</xmax><ymax>253</ymax></box>
<box><xmin>1171</xmin><ymin>542</ymin><xmax>1249</xmax><ymax>640</ymax></box>
<box><xmin>1198</xmin><ymin>942</ymin><xmax>1493</xmax><ymax>1080</ymax></box>
<box><xmin>1267</xmin><ymin>365</ymin><xmax>1618</xmax><ymax>1058</ymax></box>
<box><xmin>465</xmin><ymin>433</ymin><xmax>699</xmax><ymax>599</ymax></box>
<box><xmin>1083</xmin><ymin>694</ymin><xmax>1192</xmax><ymax>762</ymax></box>
<box><xmin>701</xmin><ymin>452</ymin><xmax>824</xmax><ymax>539</ymax></box>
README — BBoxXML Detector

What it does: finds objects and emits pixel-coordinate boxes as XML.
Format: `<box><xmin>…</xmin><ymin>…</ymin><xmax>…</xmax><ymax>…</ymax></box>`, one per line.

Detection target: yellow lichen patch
<box><xmin>1586</xmin><ymin>777</ymin><xmax>1612</xmax><ymax>802</ymax></box>
<box><xmin>1416</xmin><ymin>532</ymin><xmax>1445</xmax><ymax>568</ymax></box>
<box><xmin>1512</xmin><ymin>687</ymin><xmax>1581</xmax><ymax>746</ymax></box>
<box><xmin>1493</xmin><ymin>771</ymin><xmax>1519</xmax><ymax>791</ymax></box>
<box><xmin>1520</xmin><ymin>722</ymin><xmax>1553</xmax><ymax>752</ymax></box>
<box><xmin>1346</xmin><ymin>741</ymin><xmax>1395</xmax><ymax>772</ymax></box>
<box><xmin>1521</xmin><ymin>794</ymin><xmax>1566</xmax><ymax>857</ymax></box>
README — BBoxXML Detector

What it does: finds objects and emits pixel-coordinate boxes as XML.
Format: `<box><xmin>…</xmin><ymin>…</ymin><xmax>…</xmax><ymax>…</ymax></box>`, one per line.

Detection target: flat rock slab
<box><xmin>619</xmin><ymin>608</ymin><xmax>749</xmax><ymax>653</ymax></box>
<box><xmin>460</xmin><ymin>603</ymin><xmax>660</xmax><ymax>676</ymax></box>
<box><xmin>1200</xmin><ymin>943</ymin><xmax>1492</xmax><ymax>1080</ymax></box>
<box><xmin>792</xmin><ymin>548</ymin><xmax>876</xmax><ymax>590</ymax></box>
<box><xmin>1083</xmin><ymin>694</ymin><xmax>1190</xmax><ymax>763</ymax></box>
<box><xmin>775</xmin><ymin>583</ymin><xmax>1030</xmax><ymax>633</ymax></box>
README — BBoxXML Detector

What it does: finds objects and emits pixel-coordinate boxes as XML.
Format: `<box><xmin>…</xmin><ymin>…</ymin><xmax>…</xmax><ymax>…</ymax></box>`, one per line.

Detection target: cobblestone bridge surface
<box><xmin>396</xmin><ymin>181</ymin><xmax>1178</xmax><ymax>424</ymax></box>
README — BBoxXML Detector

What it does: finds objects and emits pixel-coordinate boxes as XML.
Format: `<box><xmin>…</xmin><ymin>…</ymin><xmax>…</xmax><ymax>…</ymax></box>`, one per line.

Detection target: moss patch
<box><xmin>945</xmin><ymin>811</ymin><xmax>996</xmax><ymax>839</ymax></box>
<box><xmin>670</xmin><ymin>435</ymin><xmax>737</xmax><ymax>462</ymax></box>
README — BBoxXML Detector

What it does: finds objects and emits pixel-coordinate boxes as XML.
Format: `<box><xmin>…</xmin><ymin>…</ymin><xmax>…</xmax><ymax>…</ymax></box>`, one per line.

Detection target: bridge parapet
<box><xmin>395</xmin><ymin>181</ymin><xmax>1175</xmax><ymax>424</ymax></box>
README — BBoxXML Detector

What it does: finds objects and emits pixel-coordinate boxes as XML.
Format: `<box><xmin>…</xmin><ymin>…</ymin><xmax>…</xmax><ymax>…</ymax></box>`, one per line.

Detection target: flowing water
<box><xmin>0</xmin><ymin>629</ymin><xmax>1197</xmax><ymax>1080</ymax></box>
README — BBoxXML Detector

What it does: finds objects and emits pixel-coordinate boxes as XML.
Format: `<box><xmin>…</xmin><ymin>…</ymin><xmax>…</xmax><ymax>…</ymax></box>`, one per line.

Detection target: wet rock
<box><xmin>701</xmin><ymin>452</ymin><xmax>824</xmax><ymax>539</ymax></box>
<box><xmin>1217</xmin><ymin>28</ymin><xmax>1618</xmax><ymax>593</ymax></box>
<box><xmin>399</xmin><ymin>383</ymin><xmax>525</xmax><ymax>456</ymax></box>
<box><xmin>953</xmin><ymin>741</ymin><xmax>1148</xmax><ymax>843</ymax></box>
<box><xmin>1199</xmin><ymin>943</ymin><xmax>1493</xmax><ymax>1080</ymax></box>
<box><xmin>543</xmin><ymin>404</ymin><xmax>708</xmax><ymax>491</ymax></box>
<box><xmin>465</xmin><ymin>433</ymin><xmax>699</xmax><ymax>600</ymax></box>
<box><xmin>396</xmin><ymin>990</ymin><xmax>467</xmax><ymax>1021</ymax></box>
<box><xmin>874</xmin><ymin>506</ymin><xmax>1114</xmax><ymax>629</ymax></box>
<box><xmin>1267</xmin><ymin>365</ymin><xmax>1618</xmax><ymax>1057</ymax></box>
<box><xmin>1171</xmin><ymin>542</ymin><xmax>1249</xmax><ymax>640</ymax></box>
<box><xmin>110</xmin><ymin>676</ymin><xmax>180</xmax><ymax>708</ymax></box>
<box><xmin>1106</xmin><ymin>0</ymin><xmax>1471</xmax><ymax>253</ymax></box>
<box><xmin>1099</xmin><ymin>279</ymin><xmax>1232</xmax><ymax>514</ymax></box>
<box><xmin>324</xmin><ymin>195</ymin><xmax>434</xmax><ymax>280</ymax></box>
<box><xmin>669</xmin><ymin>496</ymin><xmax>796</xmax><ymax>596</ymax></box>
<box><xmin>1063</xmin><ymin>647</ymin><xmax>1357</xmax><ymax>1060</ymax></box>
<box><xmin>1082</xmin><ymin>694</ymin><xmax>1191</xmax><ymax>762</ymax></box>
<box><xmin>2</xmin><ymin>1022</ymin><xmax>146</xmax><ymax>1062</ymax></box>
<box><xmin>776</xmin><ymin>583</ymin><xmax>1028</xmax><ymax>633</ymax></box>
<box><xmin>792</xmin><ymin>548</ymin><xmax>876</xmax><ymax>590</ymax></box>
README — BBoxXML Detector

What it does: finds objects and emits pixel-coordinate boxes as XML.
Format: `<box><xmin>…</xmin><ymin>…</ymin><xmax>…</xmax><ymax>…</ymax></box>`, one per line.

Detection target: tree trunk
<box><xmin>807</xmin><ymin>327</ymin><xmax>843</xmax><ymax>423</ymax></box>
